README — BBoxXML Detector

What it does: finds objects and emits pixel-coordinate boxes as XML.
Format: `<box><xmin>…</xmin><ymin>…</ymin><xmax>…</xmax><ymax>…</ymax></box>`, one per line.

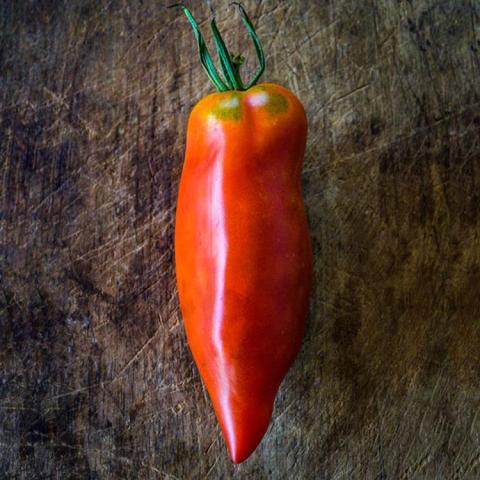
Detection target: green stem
<box><xmin>171</xmin><ymin>3</ymin><xmax>265</xmax><ymax>92</ymax></box>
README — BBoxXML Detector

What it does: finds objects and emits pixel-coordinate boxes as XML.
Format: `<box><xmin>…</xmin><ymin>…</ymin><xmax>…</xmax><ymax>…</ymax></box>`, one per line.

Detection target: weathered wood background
<box><xmin>1</xmin><ymin>0</ymin><xmax>480</xmax><ymax>478</ymax></box>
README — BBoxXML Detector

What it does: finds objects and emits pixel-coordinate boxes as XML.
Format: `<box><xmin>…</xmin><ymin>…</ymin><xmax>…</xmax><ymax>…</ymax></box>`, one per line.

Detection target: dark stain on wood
<box><xmin>1</xmin><ymin>0</ymin><xmax>480</xmax><ymax>478</ymax></box>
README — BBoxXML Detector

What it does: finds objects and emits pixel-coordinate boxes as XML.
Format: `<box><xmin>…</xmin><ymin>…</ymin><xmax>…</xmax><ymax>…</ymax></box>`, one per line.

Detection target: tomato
<box><xmin>173</xmin><ymin>5</ymin><xmax>312</xmax><ymax>463</ymax></box>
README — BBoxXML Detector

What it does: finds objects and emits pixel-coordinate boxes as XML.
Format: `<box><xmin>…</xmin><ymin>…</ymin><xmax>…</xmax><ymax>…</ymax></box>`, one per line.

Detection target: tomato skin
<box><xmin>175</xmin><ymin>83</ymin><xmax>312</xmax><ymax>463</ymax></box>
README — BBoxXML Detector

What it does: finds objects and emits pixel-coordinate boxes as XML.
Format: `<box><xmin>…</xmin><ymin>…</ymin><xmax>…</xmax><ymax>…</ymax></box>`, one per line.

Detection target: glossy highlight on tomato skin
<box><xmin>175</xmin><ymin>83</ymin><xmax>312</xmax><ymax>463</ymax></box>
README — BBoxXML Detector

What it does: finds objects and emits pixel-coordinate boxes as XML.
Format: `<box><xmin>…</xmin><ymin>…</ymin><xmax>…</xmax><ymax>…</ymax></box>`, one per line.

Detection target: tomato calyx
<box><xmin>169</xmin><ymin>3</ymin><xmax>265</xmax><ymax>92</ymax></box>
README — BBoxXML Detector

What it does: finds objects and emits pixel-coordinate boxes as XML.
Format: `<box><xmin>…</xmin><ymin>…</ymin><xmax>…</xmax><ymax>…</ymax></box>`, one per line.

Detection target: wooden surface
<box><xmin>1</xmin><ymin>0</ymin><xmax>480</xmax><ymax>478</ymax></box>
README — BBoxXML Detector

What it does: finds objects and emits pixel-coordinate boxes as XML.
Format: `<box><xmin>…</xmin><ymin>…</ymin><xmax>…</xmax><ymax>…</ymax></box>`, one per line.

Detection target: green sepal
<box><xmin>170</xmin><ymin>2</ymin><xmax>266</xmax><ymax>92</ymax></box>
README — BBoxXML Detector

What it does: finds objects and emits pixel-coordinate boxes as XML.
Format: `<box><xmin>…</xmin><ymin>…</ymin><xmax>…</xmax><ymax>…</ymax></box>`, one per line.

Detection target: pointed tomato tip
<box><xmin>230</xmin><ymin>450</ymin><xmax>245</xmax><ymax>464</ymax></box>
<box><xmin>228</xmin><ymin>440</ymin><xmax>258</xmax><ymax>464</ymax></box>
<box><xmin>227</xmin><ymin>442</ymin><xmax>255</xmax><ymax>464</ymax></box>
<box><xmin>221</xmin><ymin>400</ymin><xmax>274</xmax><ymax>464</ymax></box>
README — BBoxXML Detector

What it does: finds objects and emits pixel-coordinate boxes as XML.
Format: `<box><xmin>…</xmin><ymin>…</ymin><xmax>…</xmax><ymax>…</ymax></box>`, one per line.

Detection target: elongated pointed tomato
<box><xmin>175</xmin><ymin>83</ymin><xmax>312</xmax><ymax>463</ymax></box>
<box><xmin>173</xmin><ymin>4</ymin><xmax>312</xmax><ymax>463</ymax></box>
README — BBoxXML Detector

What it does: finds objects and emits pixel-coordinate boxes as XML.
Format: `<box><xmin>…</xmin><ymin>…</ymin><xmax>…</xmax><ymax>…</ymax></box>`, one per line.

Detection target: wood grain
<box><xmin>1</xmin><ymin>0</ymin><xmax>479</xmax><ymax>478</ymax></box>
